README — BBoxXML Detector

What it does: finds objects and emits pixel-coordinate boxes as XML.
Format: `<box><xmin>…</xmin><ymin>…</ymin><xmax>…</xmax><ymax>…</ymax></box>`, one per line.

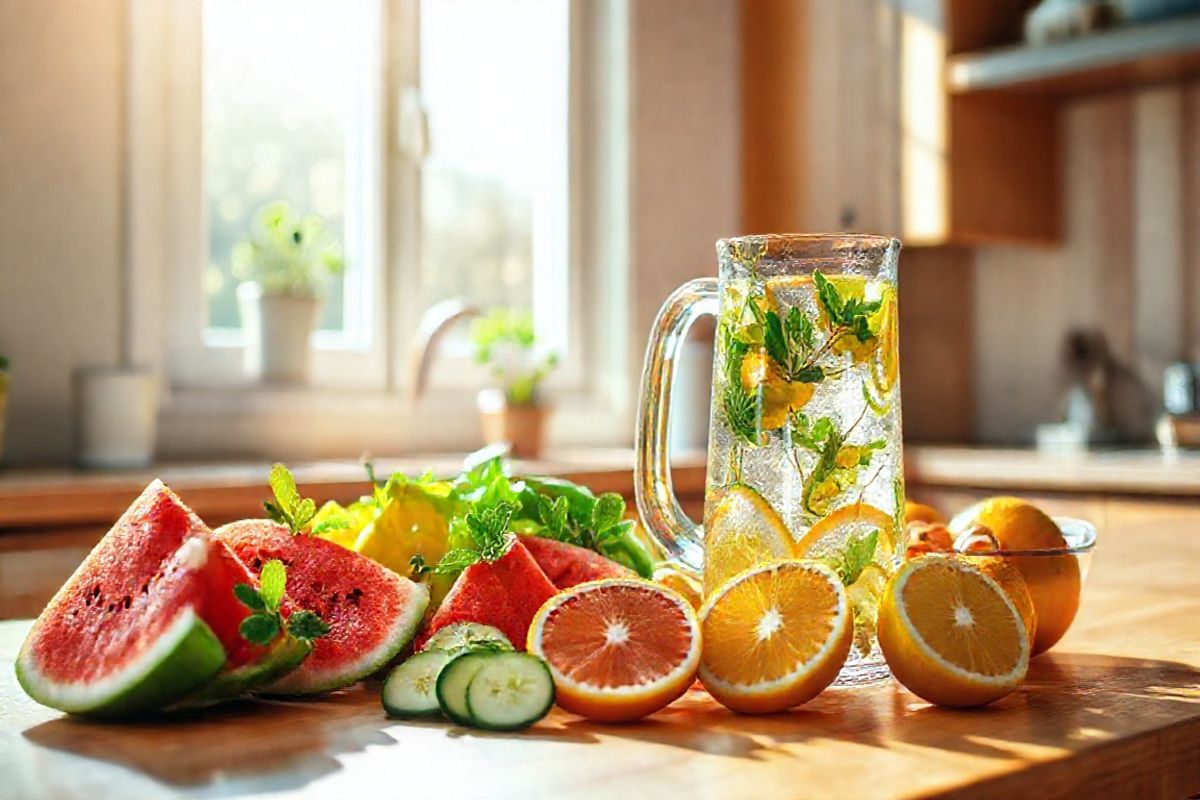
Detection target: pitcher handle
<box><xmin>635</xmin><ymin>278</ymin><xmax>719</xmax><ymax>572</ymax></box>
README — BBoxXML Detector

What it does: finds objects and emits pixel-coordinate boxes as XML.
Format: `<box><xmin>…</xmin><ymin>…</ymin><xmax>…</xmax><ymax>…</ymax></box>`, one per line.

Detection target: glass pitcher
<box><xmin>636</xmin><ymin>233</ymin><xmax>903</xmax><ymax>685</ymax></box>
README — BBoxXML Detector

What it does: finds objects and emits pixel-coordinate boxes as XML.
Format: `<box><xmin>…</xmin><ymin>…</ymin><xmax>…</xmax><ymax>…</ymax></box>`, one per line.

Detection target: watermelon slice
<box><xmin>416</xmin><ymin>536</ymin><xmax>558</xmax><ymax>652</ymax></box>
<box><xmin>215</xmin><ymin>520</ymin><xmax>429</xmax><ymax>695</ymax></box>
<box><xmin>15</xmin><ymin>481</ymin><xmax>275</xmax><ymax>716</ymax></box>
<box><xmin>519</xmin><ymin>535</ymin><xmax>634</xmax><ymax>589</ymax></box>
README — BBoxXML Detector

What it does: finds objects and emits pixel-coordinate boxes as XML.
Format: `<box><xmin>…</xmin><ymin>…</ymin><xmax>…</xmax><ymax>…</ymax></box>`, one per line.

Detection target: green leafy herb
<box><xmin>428</xmin><ymin>501</ymin><xmax>516</xmax><ymax>574</ymax></box>
<box><xmin>264</xmin><ymin>463</ymin><xmax>317</xmax><ymax>534</ymax></box>
<box><xmin>719</xmin><ymin>323</ymin><xmax>761</xmax><ymax>445</ymax></box>
<box><xmin>233</xmin><ymin>559</ymin><xmax>329</xmax><ymax>646</ymax></box>
<box><xmin>762</xmin><ymin>311</ymin><xmax>789</xmax><ymax>370</ymax></box>
<box><xmin>259</xmin><ymin>559</ymin><xmax>286</xmax><ymax>612</ymax></box>
<box><xmin>466</xmin><ymin>502</ymin><xmax>515</xmax><ymax>561</ymax></box>
<box><xmin>835</xmin><ymin>529</ymin><xmax>880</xmax><ymax>586</ymax></box>
<box><xmin>232</xmin><ymin>583</ymin><xmax>264</xmax><ymax>611</ymax></box>
<box><xmin>431</xmin><ymin>548</ymin><xmax>484</xmax><ymax>574</ymax></box>
<box><xmin>786</xmin><ymin>306</ymin><xmax>815</xmax><ymax>352</ymax></box>
<box><xmin>287</xmin><ymin>610</ymin><xmax>331</xmax><ymax>640</ymax></box>
<box><xmin>813</xmin><ymin>270</ymin><xmax>882</xmax><ymax>344</ymax></box>
<box><xmin>238</xmin><ymin>614</ymin><xmax>281</xmax><ymax>647</ymax></box>
<box><xmin>796</xmin><ymin>365</ymin><xmax>824</xmax><ymax>383</ymax></box>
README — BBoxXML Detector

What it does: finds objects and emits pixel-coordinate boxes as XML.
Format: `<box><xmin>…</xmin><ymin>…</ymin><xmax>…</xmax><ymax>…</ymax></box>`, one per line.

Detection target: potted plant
<box><xmin>233</xmin><ymin>202</ymin><xmax>342</xmax><ymax>382</ymax></box>
<box><xmin>470</xmin><ymin>309</ymin><xmax>558</xmax><ymax>458</ymax></box>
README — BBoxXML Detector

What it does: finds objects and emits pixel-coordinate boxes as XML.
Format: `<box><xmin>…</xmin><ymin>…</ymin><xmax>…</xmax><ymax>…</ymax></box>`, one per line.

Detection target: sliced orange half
<box><xmin>795</xmin><ymin>501</ymin><xmax>896</xmax><ymax>559</ymax></box>
<box><xmin>704</xmin><ymin>485</ymin><xmax>797</xmax><ymax>594</ymax></box>
<box><xmin>878</xmin><ymin>556</ymin><xmax>1029</xmax><ymax>708</ymax></box>
<box><xmin>527</xmin><ymin>579</ymin><xmax>700</xmax><ymax>722</ymax></box>
<box><xmin>698</xmin><ymin>560</ymin><xmax>852</xmax><ymax>714</ymax></box>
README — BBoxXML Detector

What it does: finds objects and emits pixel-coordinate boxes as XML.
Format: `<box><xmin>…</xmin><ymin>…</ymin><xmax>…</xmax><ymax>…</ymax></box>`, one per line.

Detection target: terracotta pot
<box><xmin>477</xmin><ymin>389</ymin><xmax>548</xmax><ymax>459</ymax></box>
<box><xmin>237</xmin><ymin>282</ymin><xmax>320</xmax><ymax>383</ymax></box>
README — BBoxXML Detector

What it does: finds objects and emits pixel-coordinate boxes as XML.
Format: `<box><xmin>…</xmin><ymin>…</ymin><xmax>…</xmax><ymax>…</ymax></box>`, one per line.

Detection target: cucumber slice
<box><xmin>436</xmin><ymin>651</ymin><xmax>496</xmax><ymax>726</ymax></box>
<box><xmin>382</xmin><ymin>650</ymin><xmax>453</xmax><ymax>719</ymax></box>
<box><xmin>465</xmin><ymin>653</ymin><xmax>555</xmax><ymax>731</ymax></box>
<box><xmin>421</xmin><ymin>622</ymin><xmax>513</xmax><ymax>656</ymax></box>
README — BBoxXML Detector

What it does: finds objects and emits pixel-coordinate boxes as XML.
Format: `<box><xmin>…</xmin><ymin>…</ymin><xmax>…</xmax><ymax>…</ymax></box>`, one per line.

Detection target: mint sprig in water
<box><xmin>263</xmin><ymin>463</ymin><xmax>317</xmax><ymax>534</ymax></box>
<box><xmin>234</xmin><ymin>559</ymin><xmax>330</xmax><ymax>646</ymax></box>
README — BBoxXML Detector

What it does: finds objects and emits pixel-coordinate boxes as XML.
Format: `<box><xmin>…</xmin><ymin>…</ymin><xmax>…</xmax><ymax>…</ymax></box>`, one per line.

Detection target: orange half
<box><xmin>699</xmin><ymin>560</ymin><xmax>852</xmax><ymax>714</ymax></box>
<box><xmin>527</xmin><ymin>579</ymin><xmax>701</xmax><ymax>722</ymax></box>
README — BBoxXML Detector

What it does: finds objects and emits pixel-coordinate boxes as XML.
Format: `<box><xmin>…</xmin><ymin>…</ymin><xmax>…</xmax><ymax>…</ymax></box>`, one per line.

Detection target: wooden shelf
<box><xmin>948</xmin><ymin>15</ymin><xmax>1200</xmax><ymax>96</ymax></box>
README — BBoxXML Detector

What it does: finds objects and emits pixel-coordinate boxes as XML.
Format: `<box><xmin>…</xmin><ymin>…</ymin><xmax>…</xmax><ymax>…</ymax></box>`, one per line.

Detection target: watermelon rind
<box><xmin>15</xmin><ymin>608</ymin><xmax>226</xmax><ymax>717</ymax></box>
<box><xmin>260</xmin><ymin>582</ymin><xmax>430</xmax><ymax>696</ymax></box>
<box><xmin>178</xmin><ymin>634</ymin><xmax>313</xmax><ymax>709</ymax></box>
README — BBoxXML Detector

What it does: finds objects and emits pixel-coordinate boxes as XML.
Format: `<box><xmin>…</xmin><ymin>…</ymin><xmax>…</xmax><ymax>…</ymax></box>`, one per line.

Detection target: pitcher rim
<box><xmin>716</xmin><ymin>232</ymin><xmax>901</xmax><ymax>250</ymax></box>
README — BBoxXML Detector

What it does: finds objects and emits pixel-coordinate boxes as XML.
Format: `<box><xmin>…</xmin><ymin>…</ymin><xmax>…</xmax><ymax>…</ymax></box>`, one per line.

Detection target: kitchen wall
<box><xmin>0</xmin><ymin>0</ymin><xmax>125</xmax><ymax>465</ymax></box>
<box><xmin>973</xmin><ymin>85</ymin><xmax>1200</xmax><ymax>442</ymax></box>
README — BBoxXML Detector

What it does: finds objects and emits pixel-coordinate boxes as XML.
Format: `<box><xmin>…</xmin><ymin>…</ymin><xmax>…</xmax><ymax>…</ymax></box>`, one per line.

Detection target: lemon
<box><xmin>354</xmin><ymin>482</ymin><xmax>452</xmax><ymax>577</ymax></box>
<box><xmin>739</xmin><ymin>350</ymin><xmax>812</xmax><ymax>430</ymax></box>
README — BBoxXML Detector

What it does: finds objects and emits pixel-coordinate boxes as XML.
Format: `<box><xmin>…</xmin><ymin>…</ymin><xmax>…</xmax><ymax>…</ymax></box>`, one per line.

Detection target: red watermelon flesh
<box><xmin>416</xmin><ymin>536</ymin><xmax>559</xmax><ymax>652</ymax></box>
<box><xmin>16</xmin><ymin>480</ymin><xmax>260</xmax><ymax>715</ymax></box>
<box><xmin>518</xmin><ymin>535</ymin><xmax>634</xmax><ymax>589</ymax></box>
<box><xmin>215</xmin><ymin>520</ymin><xmax>429</xmax><ymax>695</ymax></box>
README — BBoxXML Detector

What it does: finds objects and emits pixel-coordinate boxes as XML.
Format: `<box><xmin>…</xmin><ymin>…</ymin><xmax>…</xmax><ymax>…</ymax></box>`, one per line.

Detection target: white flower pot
<box><xmin>237</xmin><ymin>282</ymin><xmax>320</xmax><ymax>383</ymax></box>
<box><xmin>73</xmin><ymin>367</ymin><xmax>158</xmax><ymax>469</ymax></box>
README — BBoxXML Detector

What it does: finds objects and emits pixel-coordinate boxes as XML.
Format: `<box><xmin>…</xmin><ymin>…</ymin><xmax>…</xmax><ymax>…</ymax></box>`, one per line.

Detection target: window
<box><xmin>166</xmin><ymin>0</ymin><xmax>571</xmax><ymax>389</ymax></box>
<box><xmin>139</xmin><ymin>0</ymin><xmax>627</xmax><ymax>455</ymax></box>
<box><xmin>418</xmin><ymin>0</ymin><xmax>570</xmax><ymax>356</ymax></box>
<box><xmin>201</xmin><ymin>0</ymin><xmax>381</xmax><ymax>349</ymax></box>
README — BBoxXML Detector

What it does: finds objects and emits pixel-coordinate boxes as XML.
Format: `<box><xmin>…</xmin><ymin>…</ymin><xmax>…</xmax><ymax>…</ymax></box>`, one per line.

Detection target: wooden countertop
<box><xmin>905</xmin><ymin>445</ymin><xmax>1200</xmax><ymax>497</ymax></box>
<box><xmin>3</xmin><ymin>504</ymin><xmax>1199</xmax><ymax>799</ymax></box>
<box><xmin>0</xmin><ymin>450</ymin><xmax>710</xmax><ymax>530</ymax></box>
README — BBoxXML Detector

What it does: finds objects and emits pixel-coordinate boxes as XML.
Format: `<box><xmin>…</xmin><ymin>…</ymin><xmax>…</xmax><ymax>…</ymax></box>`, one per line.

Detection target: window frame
<box><xmin>127</xmin><ymin>0</ymin><xmax>630</xmax><ymax>458</ymax></box>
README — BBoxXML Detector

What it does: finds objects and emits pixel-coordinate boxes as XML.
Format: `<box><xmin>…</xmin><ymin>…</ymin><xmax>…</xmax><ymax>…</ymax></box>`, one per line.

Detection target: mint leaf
<box><xmin>763</xmin><ymin>311</ymin><xmax>789</xmax><ymax>370</ymax></box>
<box><xmin>796</xmin><ymin>365</ymin><xmax>824</xmax><ymax>383</ymax></box>
<box><xmin>592</xmin><ymin>493</ymin><xmax>625</xmax><ymax>533</ymax></box>
<box><xmin>838</xmin><ymin>529</ymin><xmax>879</xmax><ymax>585</ymax></box>
<box><xmin>814</xmin><ymin>271</ymin><xmax>843</xmax><ymax>324</ymax></box>
<box><xmin>465</xmin><ymin>502</ymin><xmax>515</xmax><ymax>560</ymax></box>
<box><xmin>266</xmin><ymin>463</ymin><xmax>317</xmax><ymax>534</ymax></box>
<box><xmin>536</xmin><ymin>495</ymin><xmax>570</xmax><ymax>539</ymax></box>
<box><xmin>287</xmin><ymin>610</ymin><xmax>330</xmax><ymax>641</ymax></box>
<box><xmin>239</xmin><ymin>613</ymin><xmax>281</xmax><ymax>647</ymax></box>
<box><xmin>233</xmin><ymin>583</ymin><xmax>265</xmax><ymax>611</ymax></box>
<box><xmin>433</xmin><ymin>548</ymin><xmax>483</xmax><ymax>574</ymax></box>
<box><xmin>409</xmin><ymin>553</ymin><xmax>429</xmax><ymax>576</ymax></box>
<box><xmin>259</xmin><ymin>559</ymin><xmax>286</xmax><ymax>613</ymax></box>
<box><xmin>312</xmin><ymin>516</ymin><xmax>350</xmax><ymax>535</ymax></box>
<box><xmin>596</xmin><ymin>518</ymin><xmax>634</xmax><ymax>546</ymax></box>
<box><xmin>786</xmin><ymin>306</ymin><xmax>815</xmax><ymax>352</ymax></box>
<box><xmin>269</xmin><ymin>463</ymin><xmax>303</xmax><ymax>519</ymax></box>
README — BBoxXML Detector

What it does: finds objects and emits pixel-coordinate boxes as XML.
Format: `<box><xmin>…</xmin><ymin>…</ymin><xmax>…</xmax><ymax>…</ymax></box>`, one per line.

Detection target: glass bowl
<box><xmin>959</xmin><ymin>516</ymin><xmax>1097</xmax><ymax>654</ymax></box>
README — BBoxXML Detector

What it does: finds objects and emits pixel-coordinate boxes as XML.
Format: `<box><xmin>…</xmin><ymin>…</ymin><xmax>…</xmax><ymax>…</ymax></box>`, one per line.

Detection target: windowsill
<box><xmin>0</xmin><ymin>448</ymin><xmax>709</xmax><ymax>531</ymax></box>
<box><xmin>155</xmin><ymin>383</ymin><xmax>632</xmax><ymax>462</ymax></box>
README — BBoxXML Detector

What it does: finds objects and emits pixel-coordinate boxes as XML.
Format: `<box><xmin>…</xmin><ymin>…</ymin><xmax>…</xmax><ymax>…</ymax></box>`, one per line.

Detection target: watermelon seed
<box><xmin>348</xmin><ymin>588</ymin><xmax>364</xmax><ymax>606</ymax></box>
<box><xmin>251</xmin><ymin>557</ymin><xmax>263</xmax><ymax>570</ymax></box>
<box><xmin>140</xmin><ymin>582</ymin><xmax>149</xmax><ymax>594</ymax></box>
<box><xmin>122</xmin><ymin>595</ymin><xmax>132</xmax><ymax>609</ymax></box>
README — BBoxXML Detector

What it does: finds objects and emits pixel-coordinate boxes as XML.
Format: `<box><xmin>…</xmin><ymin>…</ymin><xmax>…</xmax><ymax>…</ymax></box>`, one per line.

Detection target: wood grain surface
<box><xmin>3</xmin><ymin>501</ymin><xmax>1200</xmax><ymax>799</ymax></box>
